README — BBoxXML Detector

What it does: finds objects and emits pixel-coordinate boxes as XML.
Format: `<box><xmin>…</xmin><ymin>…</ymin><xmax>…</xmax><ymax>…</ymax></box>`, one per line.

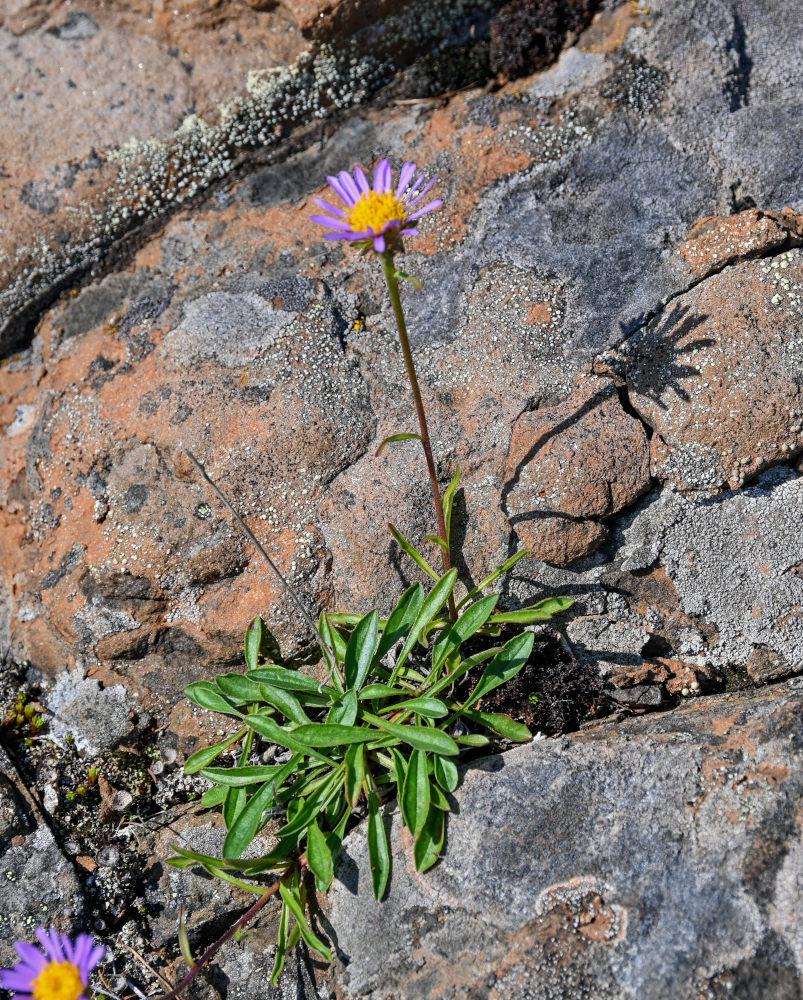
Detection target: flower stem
<box><xmin>381</xmin><ymin>252</ymin><xmax>456</xmax><ymax>621</ymax></box>
<box><xmin>152</xmin><ymin>878</ymin><xmax>283</xmax><ymax>1000</ymax></box>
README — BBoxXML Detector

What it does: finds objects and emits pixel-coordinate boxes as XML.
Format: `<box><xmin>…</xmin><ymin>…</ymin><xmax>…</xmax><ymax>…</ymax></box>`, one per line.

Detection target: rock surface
<box><xmin>1</xmin><ymin>0</ymin><xmax>803</xmax><ymax>996</ymax></box>
<box><xmin>327</xmin><ymin>682</ymin><xmax>803</xmax><ymax>1000</ymax></box>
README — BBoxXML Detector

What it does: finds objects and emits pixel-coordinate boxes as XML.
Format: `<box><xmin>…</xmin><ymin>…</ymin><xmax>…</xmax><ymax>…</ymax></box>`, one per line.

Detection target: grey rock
<box><xmin>46</xmin><ymin>672</ymin><xmax>133</xmax><ymax>756</ymax></box>
<box><xmin>327</xmin><ymin>684</ymin><xmax>803</xmax><ymax>1000</ymax></box>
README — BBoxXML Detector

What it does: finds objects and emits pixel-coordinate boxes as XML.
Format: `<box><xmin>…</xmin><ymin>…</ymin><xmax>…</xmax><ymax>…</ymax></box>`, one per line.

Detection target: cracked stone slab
<box><xmin>326</xmin><ymin>682</ymin><xmax>803</xmax><ymax>1000</ymax></box>
<box><xmin>504</xmin><ymin>375</ymin><xmax>650</xmax><ymax>563</ymax></box>
<box><xmin>626</xmin><ymin>249</ymin><xmax>803</xmax><ymax>492</ymax></box>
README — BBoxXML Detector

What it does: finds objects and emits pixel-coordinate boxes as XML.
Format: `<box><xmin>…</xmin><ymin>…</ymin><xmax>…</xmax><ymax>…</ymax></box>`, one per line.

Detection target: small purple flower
<box><xmin>0</xmin><ymin>927</ymin><xmax>104</xmax><ymax>1000</ymax></box>
<box><xmin>310</xmin><ymin>158</ymin><xmax>442</xmax><ymax>253</ymax></box>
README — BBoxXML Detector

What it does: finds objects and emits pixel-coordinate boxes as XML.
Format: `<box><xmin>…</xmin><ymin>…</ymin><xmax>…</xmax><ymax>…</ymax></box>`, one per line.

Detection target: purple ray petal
<box><xmin>353</xmin><ymin>165</ymin><xmax>370</xmax><ymax>194</ymax></box>
<box><xmin>313</xmin><ymin>197</ymin><xmax>346</xmax><ymax>217</ymax></box>
<box><xmin>338</xmin><ymin>170</ymin><xmax>361</xmax><ymax>204</ymax></box>
<box><xmin>396</xmin><ymin>161</ymin><xmax>417</xmax><ymax>196</ymax></box>
<box><xmin>309</xmin><ymin>213</ymin><xmax>354</xmax><ymax>230</ymax></box>
<box><xmin>1</xmin><ymin>968</ymin><xmax>37</xmax><ymax>991</ymax></box>
<box><xmin>36</xmin><ymin>928</ymin><xmax>64</xmax><ymax>963</ymax></box>
<box><xmin>408</xmin><ymin>198</ymin><xmax>442</xmax><ymax>220</ymax></box>
<box><xmin>405</xmin><ymin>175</ymin><xmax>437</xmax><ymax>208</ymax></box>
<box><xmin>399</xmin><ymin>227</ymin><xmax>419</xmax><ymax>236</ymax></box>
<box><xmin>14</xmin><ymin>943</ymin><xmax>46</xmax><ymax>972</ymax></box>
<box><xmin>373</xmin><ymin>234</ymin><xmax>386</xmax><ymax>252</ymax></box>
<box><xmin>326</xmin><ymin>174</ymin><xmax>354</xmax><ymax>205</ymax></box>
<box><xmin>86</xmin><ymin>944</ymin><xmax>105</xmax><ymax>973</ymax></box>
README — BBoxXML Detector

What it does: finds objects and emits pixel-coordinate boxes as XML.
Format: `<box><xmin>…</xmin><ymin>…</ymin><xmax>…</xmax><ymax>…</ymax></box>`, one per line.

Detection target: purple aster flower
<box><xmin>310</xmin><ymin>158</ymin><xmax>442</xmax><ymax>253</ymax></box>
<box><xmin>0</xmin><ymin>927</ymin><xmax>104</xmax><ymax>1000</ymax></box>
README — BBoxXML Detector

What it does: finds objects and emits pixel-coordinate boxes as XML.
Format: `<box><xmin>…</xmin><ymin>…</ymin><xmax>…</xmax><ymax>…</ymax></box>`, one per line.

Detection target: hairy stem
<box><xmin>381</xmin><ymin>252</ymin><xmax>456</xmax><ymax>621</ymax></box>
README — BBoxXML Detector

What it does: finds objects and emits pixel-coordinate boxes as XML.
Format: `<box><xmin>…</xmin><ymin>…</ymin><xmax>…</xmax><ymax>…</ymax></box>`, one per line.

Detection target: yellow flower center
<box><xmin>31</xmin><ymin>960</ymin><xmax>84</xmax><ymax>1000</ymax></box>
<box><xmin>348</xmin><ymin>190</ymin><xmax>406</xmax><ymax>233</ymax></box>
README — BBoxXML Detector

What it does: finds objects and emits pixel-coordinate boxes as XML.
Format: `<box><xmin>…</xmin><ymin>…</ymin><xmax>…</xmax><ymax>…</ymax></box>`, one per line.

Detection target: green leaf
<box><xmin>215</xmin><ymin>672</ymin><xmax>264</xmax><ymax>704</ymax></box>
<box><xmin>431</xmin><ymin>594</ymin><xmax>499</xmax><ymax>673</ymax></box>
<box><xmin>454</xmin><ymin>733</ymin><xmax>490</xmax><ymax>747</ymax></box>
<box><xmin>461</xmin><ymin>708</ymin><xmax>532</xmax><ymax>741</ymax></box>
<box><xmin>327</xmin><ymin>689</ymin><xmax>358</xmax><ymax>726</ymax></box>
<box><xmin>388</xmin><ymin>523</ymin><xmax>439</xmax><ymax>581</ymax></box>
<box><xmin>361</xmin><ymin>711</ymin><xmax>459</xmax><ymax>755</ymax></box>
<box><xmin>325</xmin><ymin>805</ymin><xmax>351</xmax><ymax>859</ymax></box>
<box><xmin>460</xmin><ymin>631</ymin><xmax>535</xmax><ymax>713</ymax></box>
<box><xmin>178</xmin><ymin>909</ymin><xmax>194</xmax><ymax>968</ymax></box>
<box><xmin>244</xmin><ymin>714</ymin><xmax>336</xmax><ymax>766</ymax></box>
<box><xmin>441</xmin><ymin>467</ymin><xmax>461</xmax><ymax>548</ymax></box>
<box><xmin>429</xmin><ymin>782</ymin><xmax>450</xmax><ymax>811</ymax></box>
<box><xmin>248</xmin><ymin>666</ymin><xmax>335</xmax><ymax>697</ymax></box>
<box><xmin>401</xmin><ymin>749</ymin><xmax>431</xmax><ymax>836</ymax></box>
<box><xmin>184</xmin><ymin>728</ymin><xmax>246</xmax><ymax>774</ymax></box>
<box><xmin>200</xmin><ymin>783</ymin><xmax>228</xmax><ymax>807</ymax></box>
<box><xmin>367</xmin><ymin>791</ymin><xmax>390</xmax><ymax>899</ymax></box>
<box><xmin>306</xmin><ymin>818</ymin><xmax>334</xmax><ymax>891</ymax></box>
<box><xmin>393</xmin><ymin>268</ymin><xmax>422</xmax><ymax>289</ymax></box>
<box><xmin>289</xmin><ymin>723</ymin><xmax>377</xmax><ymax>747</ymax></box>
<box><xmin>488</xmin><ymin>596</ymin><xmax>573</xmax><ymax>625</ymax></box>
<box><xmin>432</xmin><ymin>754</ymin><xmax>459</xmax><ymax>793</ymax></box>
<box><xmin>424</xmin><ymin>534</ymin><xmax>448</xmax><ymax>551</ymax></box>
<box><xmin>413</xmin><ymin>805</ymin><xmax>445</xmax><ymax>871</ymax></box>
<box><xmin>392</xmin><ymin>569</ymin><xmax>458</xmax><ymax>679</ymax></box>
<box><xmin>278</xmin><ymin>882</ymin><xmax>332</xmax><ymax>960</ymax></box>
<box><xmin>375</xmin><ymin>583</ymin><xmax>425</xmax><ymax>663</ymax></box>
<box><xmin>359</xmin><ymin>683</ymin><xmax>411</xmax><ymax>700</ymax></box>
<box><xmin>385</xmin><ymin>696</ymin><xmax>448</xmax><ymax>718</ymax></box>
<box><xmin>388</xmin><ymin>746</ymin><xmax>408</xmax><ymax>789</ymax></box>
<box><xmin>344</xmin><ymin>743</ymin><xmax>365</xmax><ymax>808</ymax></box>
<box><xmin>274</xmin><ymin>767</ymin><xmax>344</xmax><ymax>839</ymax></box>
<box><xmin>344</xmin><ymin>611</ymin><xmax>379</xmax><ymax>691</ymax></box>
<box><xmin>201</xmin><ymin>764</ymin><xmax>288</xmax><ymax>787</ymax></box>
<box><xmin>427</xmin><ymin>646</ymin><xmax>504</xmax><ymax>698</ymax></box>
<box><xmin>270</xmin><ymin>898</ymin><xmax>289</xmax><ymax>984</ymax></box>
<box><xmin>222</xmin><ymin>757</ymin><xmax>297</xmax><ymax>858</ymax></box>
<box><xmin>184</xmin><ymin>681</ymin><xmax>241</xmax><ymax>717</ymax></box>
<box><xmin>258</xmin><ymin>683</ymin><xmax>312</xmax><ymax>725</ymax></box>
<box><xmin>321</xmin><ymin>613</ymin><xmax>348</xmax><ymax>664</ymax></box>
<box><xmin>454</xmin><ymin>548</ymin><xmax>530</xmax><ymax>612</ymax></box>
<box><xmin>244</xmin><ymin>617</ymin><xmax>263</xmax><ymax>671</ymax></box>
<box><xmin>375</xmin><ymin>432</ymin><xmax>421</xmax><ymax>457</ymax></box>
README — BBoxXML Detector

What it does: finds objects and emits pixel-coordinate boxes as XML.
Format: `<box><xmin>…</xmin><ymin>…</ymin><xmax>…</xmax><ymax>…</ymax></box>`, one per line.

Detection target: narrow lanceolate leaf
<box><xmin>248</xmin><ymin>666</ymin><xmax>335</xmax><ymax>697</ymax></box>
<box><xmin>222</xmin><ymin>770</ymin><xmax>286</xmax><ymax>858</ymax></box>
<box><xmin>258</xmin><ymin>683</ymin><xmax>312</xmax><ymax>725</ymax></box>
<box><xmin>454</xmin><ymin>547</ymin><xmax>530</xmax><ymax>612</ymax></box>
<box><xmin>214</xmin><ymin>672</ymin><xmax>264</xmax><ymax>704</ymax></box>
<box><xmin>244</xmin><ymin>616</ymin><xmax>262</xmax><ymax>672</ymax></box>
<box><xmin>306</xmin><ymin>818</ymin><xmax>334</xmax><ymax>891</ymax></box>
<box><xmin>344</xmin><ymin>743</ymin><xmax>365</xmax><ymax>808</ymax></box>
<box><xmin>361</xmin><ymin>711</ymin><xmax>459</xmax><ymax>756</ymax></box>
<box><xmin>325</xmin><ymin>805</ymin><xmax>351</xmax><ymax>860</ymax></box>
<box><xmin>401</xmin><ymin>749</ymin><xmax>431</xmax><ymax>836</ymax></box>
<box><xmin>201</xmin><ymin>764</ymin><xmax>288</xmax><ymax>787</ymax></box>
<box><xmin>413</xmin><ymin>806</ymin><xmax>445</xmax><ymax>872</ymax></box>
<box><xmin>432</xmin><ymin>754</ymin><xmax>459</xmax><ymax>793</ymax></box>
<box><xmin>488</xmin><ymin>596</ymin><xmax>573</xmax><ymax>625</ymax></box>
<box><xmin>184</xmin><ymin>728</ymin><xmax>246</xmax><ymax>774</ymax></box>
<box><xmin>367</xmin><ymin>791</ymin><xmax>390</xmax><ymax>900</ymax></box>
<box><xmin>200</xmin><ymin>783</ymin><xmax>228</xmax><ymax>808</ymax></box>
<box><xmin>273</xmin><ymin>767</ymin><xmax>344</xmax><ymax>839</ymax></box>
<box><xmin>359</xmin><ymin>683</ymin><xmax>410</xmax><ymax>700</ymax></box>
<box><xmin>270</xmin><ymin>898</ymin><xmax>289</xmax><ymax>985</ymax></box>
<box><xmin>393</xmin><ymin>569</ymin><xmax>458</xmax><ymax>678</ymax></box>
<box><xmin>278</xmin><ymin>882</ymin><xmax>332</xmax><ymax>960</ymax></box>
<box><xmin>184</xmin><ymin>681</ymin><xmax>241</xmax><ymax>717</ymax></box>
<box><xmin>431</xmin><ymin>594</ymin><xmax>499</xmax><ymax>673</ymax></box>
<box><xmin>375</xmin><ymin>431</ymin><xmax>421</xmax><ymax>457</ymax></box>
<box><xmin>290</xmin><ymin>723</ymin><xmax>377</xmax><ymax>747</ymax></box>
<box><xmin>178</xmin><ymin>910</ymin><xmax>194</xmax><ymax>968</ymax></box>
<box><xmin>244</xmin><ymin>714</ymin><xmax>336</xmax><ymax>766</ymax></box>
<box><xmin>429</xmin><ymin>782</ymin><xmax>450</xmax><ymax>811</ymax></box>
<box><xmin>327</xmin><ymin>690</ymin><xmax>358</xmax><ymax>726</ymax></box>
<box><xmin>454</xmin><ymin>733</ymin><xmax>490</xmax><ymax>747</ymax></box>
<box><xmin>461</xmin><ymin>708</ymin><xmax>532</xmax><ymax>742</ymax></box>
<box><xmin>427</xmin><ymin>647</ymin><xmax>503</xmax><ymax>699</ymax></box>
<box><xmin>344</xmin><ymin>610</ymin><xmax>379</xmax><ymax>691</ymax></box>
<box><xmin>375</xmin><ymin>583</ymin><xmax>425</xmax><ymax>663</ymax></box>
<box><xmin>460</xmin><ymin>631</ymin><xmax>535</xmax><ymax>713</ymax></box>
<box><xmin>388</xmin><ymin>746</ymin><xmax>408</xmax><ymax>790</ymax></box>
<box><xmin>441</xmin><ymin>467</ymin><xmax>461</xmax><ymax>548</ymax></box>
<box><xmin>388</xmin><ymin>523</ymin><xmax>439</xmax><ymax>581</ymax></box>
<box><xmin>384</xmin><ymin>696</ymin><xmax>448</xmax><ymax>718</ymax></box>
